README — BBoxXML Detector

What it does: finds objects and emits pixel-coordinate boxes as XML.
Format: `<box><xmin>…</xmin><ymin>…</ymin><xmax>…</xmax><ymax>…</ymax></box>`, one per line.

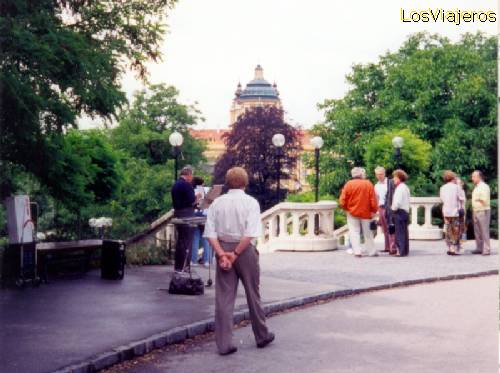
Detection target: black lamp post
<box><xmin>169</xmin><ymin>131</ymin><xmax>184</xmax><ymax>180</ymax></box>
<box><xmin>392</xmin><ymin>136</ymin><xmax>404</xmax><ymax>170</ymax></box>
<box><xmin>310</xmin><ymin>136</ymin><xmax>324</xmax><ymax>202</ymax></box>
<box><xmin>272</xmin><ymin>133</ymin><xmax>285</xmax><ymax>205</ymax></box>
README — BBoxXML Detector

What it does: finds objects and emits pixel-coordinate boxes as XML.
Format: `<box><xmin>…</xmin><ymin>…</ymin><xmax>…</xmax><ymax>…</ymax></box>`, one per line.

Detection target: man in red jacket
<box><xmin>339</xmin><ymin>167</ymin><xmax>378</xmax><ymax>258</ymax></box>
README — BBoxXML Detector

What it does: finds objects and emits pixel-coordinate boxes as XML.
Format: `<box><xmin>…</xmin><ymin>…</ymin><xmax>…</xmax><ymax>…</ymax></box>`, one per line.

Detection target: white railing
<box><xmin>408</xmin><ymin>197</ymin><xmax>443</xmax><ymax>240</ymax></box>
<box><xmin>258</xmin><ymin>201</ymin><xmax>338</xmax><ymax>253</ymax></box>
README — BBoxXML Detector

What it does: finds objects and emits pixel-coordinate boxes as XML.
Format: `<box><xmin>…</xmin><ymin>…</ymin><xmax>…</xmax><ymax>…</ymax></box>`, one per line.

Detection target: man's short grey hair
<box><xmin>351</xmin><ymin>167</ymin><xmax>365</xmax><ymax>179</ymax></box>
<box><xmin>374</xmin><ymin>166</ymin><xmax>386</xmax><ymax>174</ymax></box>
<box><xmin>180</xmin><ymin>165</ymin><xmax>193</xmax><ymax>176</ymax></box>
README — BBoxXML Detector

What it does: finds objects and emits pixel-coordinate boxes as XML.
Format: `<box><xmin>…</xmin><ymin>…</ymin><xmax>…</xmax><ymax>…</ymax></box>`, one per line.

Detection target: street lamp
<box><xmin>310</xmin><ymin>136</ymin><xmax>324</xmax><ymax>203</ymax></box>
<box><xmin>272</xmin><ymin>133</ymin><xmax>285</xmax><ymax>204</ymax></box>
<box><xmin>392</xmin><ymin>136</ymin><xmax>404</xmax><ymax>169</ymax></box>
<box><xmin>169</xmin><ymin>131</ymin><xmax>184</xmax><ymax>180</ymax></box>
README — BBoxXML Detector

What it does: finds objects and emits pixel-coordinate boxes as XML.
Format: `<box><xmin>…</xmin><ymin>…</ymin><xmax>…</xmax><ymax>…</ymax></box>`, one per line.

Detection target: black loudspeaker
<box><xmin>101</xmin><ymin>240</ymin><xmax>126</xmax><ymax>280</ymax></box>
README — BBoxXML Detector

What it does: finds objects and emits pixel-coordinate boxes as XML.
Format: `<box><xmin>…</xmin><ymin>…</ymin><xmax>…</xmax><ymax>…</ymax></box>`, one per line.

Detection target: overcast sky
<box><xmin>81</xmin><ymin>0</ymin><xmax>497</xmax><ymax>130</ymax></box>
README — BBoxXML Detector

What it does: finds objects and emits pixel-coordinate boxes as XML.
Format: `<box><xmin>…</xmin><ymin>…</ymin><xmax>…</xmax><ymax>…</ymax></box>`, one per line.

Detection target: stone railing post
<box><xmin>278</xmin><ymin>212</ymin><xmax>286</xmax><ymax>237</ymax></box>
<box><xmin>408</xmin><ymin>197</ymin><xmax>442</xmax><ymax>240</ymax></box>
<box><xmin>291</xmin><ymin>212</ymin><xmax>300</xmax><ymax>237</ymax></box>
<box><xmin>258</xmin><ymin>201</ymin><xmax>338</xmax><ymax>252</ymax></box>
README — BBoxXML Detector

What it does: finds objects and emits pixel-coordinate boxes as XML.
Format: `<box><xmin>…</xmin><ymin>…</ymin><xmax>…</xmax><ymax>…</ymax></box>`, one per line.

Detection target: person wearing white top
<box><xmin>203</xmin><ymin>167</ymin><xmax>274</xmax><ymax>355</ymax></box>
<box><xmin>391</xmin><ymin>170</ymin><xmax>411</xmax><ymax>256</ymax></box>
<box><xmin>439</xmin><ymin>171</ymin><xmax>465</xmax><ymax>255</ymax></box>
<box><xmin>191</xmin><ymin>177</ymin><xmax>213</xmax><ymax>266</ymax></box>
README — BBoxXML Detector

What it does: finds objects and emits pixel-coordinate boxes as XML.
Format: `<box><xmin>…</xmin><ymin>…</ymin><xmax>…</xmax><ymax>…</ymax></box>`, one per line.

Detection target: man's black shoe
<box><xmin>219</xmin><ymin>347</ymin><xmax>238</xmax><ymax>356</ymax></box>
<box><xmin>470</xmin><ymin>249</ymin><xmax>483</xmax><ymax>255</ymax></box>
<box><xmin>257</xmin><ymin>332</ymin><xmax>275</xmax><ymax>348</ymax></box>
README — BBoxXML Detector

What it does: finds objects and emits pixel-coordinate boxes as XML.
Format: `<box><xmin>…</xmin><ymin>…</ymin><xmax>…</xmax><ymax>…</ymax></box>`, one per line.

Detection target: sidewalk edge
<box><xmin>50</xmin><ymin>269</ymin><xmax>498</xmax><ymax>373</ymax></box>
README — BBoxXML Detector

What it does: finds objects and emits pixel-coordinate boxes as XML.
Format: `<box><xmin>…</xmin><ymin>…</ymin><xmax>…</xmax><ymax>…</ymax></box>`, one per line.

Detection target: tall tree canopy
<box><xmin>111</xmin><ymin>83</ymin><xmax>206</xmax><ymax>167</ymax></box>
<box><xmin>314</xmin><ymin>32</ymin><xmax>497</xmax><ymax>196</ymax></box>
<box><xmin>0</xmin><ymin>0</ymin><xmax>177</xmax><ymax>200</ymax></box>
<box><xmin>214</xmin><ymin>106</ymin><xmax>302</xmax><ymax>210</ymax></box>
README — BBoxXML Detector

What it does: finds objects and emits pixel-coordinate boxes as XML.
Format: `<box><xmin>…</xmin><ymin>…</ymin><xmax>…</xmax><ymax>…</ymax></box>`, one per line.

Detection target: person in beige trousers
<box><xmin>204</xmin><ymin>167</ymin><xmax>275</xmax><ymax>355</ymax></box>
<box><xmin>471</xmin><ymin>170</ymin><xmax>491</xmax><ymax>255</ymax></box>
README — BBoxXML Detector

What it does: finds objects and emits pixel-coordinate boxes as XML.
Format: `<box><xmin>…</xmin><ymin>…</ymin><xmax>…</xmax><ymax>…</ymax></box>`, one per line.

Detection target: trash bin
<box><xmin>101</xmin><ymin>240</ymin><xmax>126</xmax><ymax>280</ymax></box>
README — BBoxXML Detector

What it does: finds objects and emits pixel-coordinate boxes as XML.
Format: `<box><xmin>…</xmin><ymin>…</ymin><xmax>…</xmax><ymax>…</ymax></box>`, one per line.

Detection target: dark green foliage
<box><xmin>213</xmin><ymin>106</ymin><xmax>302</xmax><ymax>211</ymax></box>
<box><xmin>314</xmin><ymin>32</ymin><xmax>497</xmax><ymax>197</ymax></box>
<box><xmin>1</xmin><ymin>0</ymin><xmax>177</xmax><ymax>199</ymax></box>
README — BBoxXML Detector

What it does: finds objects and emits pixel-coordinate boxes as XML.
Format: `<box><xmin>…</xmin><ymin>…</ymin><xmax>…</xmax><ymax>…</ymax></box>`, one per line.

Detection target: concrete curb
<box><xmin>51</xmin><ymin>269</ymin><xmax>498</xmax><ymax>373</ymax></box>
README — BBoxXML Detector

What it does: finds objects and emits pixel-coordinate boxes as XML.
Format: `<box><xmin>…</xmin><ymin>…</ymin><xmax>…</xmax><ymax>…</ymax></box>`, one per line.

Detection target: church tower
<box><xmin>230</xmin><ymin>65</ymin><xmax>282</xmax><ymax>124</ymax></box>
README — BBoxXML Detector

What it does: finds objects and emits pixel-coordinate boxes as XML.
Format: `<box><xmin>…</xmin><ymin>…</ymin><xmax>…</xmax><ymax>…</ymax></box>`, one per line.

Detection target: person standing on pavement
<box><xmin>171</xmin><ymin>166</ymin><xmax>199</xmax><ymax>271</ymax></box>
<box><xmin>384</xmin><ymin>171</ymin><xmax>398</xmax><ymax>255</ymax></box>
<box><xmin>191</xmin><ymin>177</ymin><xmax>212</xmax><ymax>267</ymax></box>
<box><xmin>456</xmin><ymin>177</ymin><xmax>467</xmax><ymax>243</ymax></box>
<box><xmin>374</xmin><ymin>166</ymin><xmax>393</xmax><ymax>253</ymax></box>
<box><xmin>339</xmin><ymin>167</ymin><xmax>379</xmax><ymax>258</ymax></box>
<box><xmin>439</xmin><ymin>171</ymin><xmax>465</xmax><ymax>256</ymax></box>
<box><xmin>203</xmin><ymin>167</ymin><xmax>275</xmax><ymax>356</ymax></box>
<box><xmin>471</xmin><ymin>170</ymin><xmax>491</xmax><ymax>255</ymax></box>
<box><xmin>391</xmin><ymin>169</ymin><xmax>411</xmax><ymax>257</ymax></box>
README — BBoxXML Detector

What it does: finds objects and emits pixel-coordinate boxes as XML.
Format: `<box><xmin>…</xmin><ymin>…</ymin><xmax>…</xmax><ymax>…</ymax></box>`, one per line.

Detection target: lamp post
<box><xmin>169</xmin><ymin>131</ymin><xmax>184</xmax><ymax>180</ymax></box>
<box><xmin>392</xmin><ymin>136</ymin><xmax>404</xmax><ymax>169</ymax></box>
<box><xmin>272</xmin><ymin>133</ymin><xmax>285</xmax><ymax>204</ymax></box>
<box><xmin>310</xmin><ymin>136</ymin><xmax>324</xmax><ymax>203</ymax></box>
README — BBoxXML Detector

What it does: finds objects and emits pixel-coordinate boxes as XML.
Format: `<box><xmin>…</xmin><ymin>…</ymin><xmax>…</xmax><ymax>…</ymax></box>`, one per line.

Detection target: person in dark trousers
<box><xmin>171</xmin><ymin>166</ymin><xmax>198</xmax><ymax>271</ymax></box>
<box><xmin>391</xmin><ymin>169</ymin><xmax>411</xmax><ymax>257</ymax></box>
<box><xmin>204</xmin><ymin>167</ymin><xmax>274</xmax><ymax>356</ymax></box>
<box><xmin>384</xmin><ymin>171</ymin><xmax>397</xmax><ymax>255</ymax></box>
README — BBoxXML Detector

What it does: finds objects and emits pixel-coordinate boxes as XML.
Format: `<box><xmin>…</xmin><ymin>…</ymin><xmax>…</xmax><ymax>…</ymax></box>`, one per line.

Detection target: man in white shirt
<box><xmin>471</xmin><ymin>170</ymin><xmax>491</xmax><ymax>255</ymax></box>
<box><xmin>204</xmin><ymin>167</ymin><xmax>274</xmax><ymax>355</ymax></box>
<box><xmin>374</xmin><ymin>166</ymin><xmax>392</xmax><ymax>252</ymax></box>
<box><xmin>391</xmin><ymin>169</ymin><xmax>411</xmax><ymax>256</ymax></box>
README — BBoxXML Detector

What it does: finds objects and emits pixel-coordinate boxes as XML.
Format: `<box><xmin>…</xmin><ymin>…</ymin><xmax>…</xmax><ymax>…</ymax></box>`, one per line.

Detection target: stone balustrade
<box><xmin>408</xmin><ymin>197</ymin><xmax>443</xmax><ymax>240</ymax></box>
<box><xmin>374</xmin><ymin>196</ymin><xmax>443</xmax><ymax>241</ymax></box>
<box><xmin>258</xmin><ymin>201</ymin><xmax>338</xmax><ymax>253</ymax></box>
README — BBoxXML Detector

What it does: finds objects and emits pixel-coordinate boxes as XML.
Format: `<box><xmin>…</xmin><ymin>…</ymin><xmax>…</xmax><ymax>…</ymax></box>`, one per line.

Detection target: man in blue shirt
<box><xmin>171</xmin><ymin>166</ymin><xmax>197</xmax><ymax>271</ymax></box>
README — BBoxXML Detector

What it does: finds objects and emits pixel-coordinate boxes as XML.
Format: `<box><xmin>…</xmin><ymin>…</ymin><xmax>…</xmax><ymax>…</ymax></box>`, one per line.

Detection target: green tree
<box><xmin>315</xmin><ymin>32</ymin><xmax>497</xmax><ymax>196</ymax></box>
<box><xmin>1</xmin><ymin>0</ymin><xmax>177</xmax><ymax>200</ymax></box>
<box><xmin>111</xmin><ymin>84</ymin><xmax>206</xmax><ymax>167</ymax></box>
<box><xmin>364</xmin><ymin>128</ymin><xmax>432</xmax><ymax>193</ymax></box>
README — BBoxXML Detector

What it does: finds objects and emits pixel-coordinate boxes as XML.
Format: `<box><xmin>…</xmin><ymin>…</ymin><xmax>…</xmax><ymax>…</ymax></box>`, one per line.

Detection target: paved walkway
<box><xmin>0</xmin><ymin>240</ymin><xmax>497</xmax><ymax>373</ymax></box>
<box><xmin>103</xmin><ymin>276</ymin><xmax>498</xmax><ymax>373</ymax></box>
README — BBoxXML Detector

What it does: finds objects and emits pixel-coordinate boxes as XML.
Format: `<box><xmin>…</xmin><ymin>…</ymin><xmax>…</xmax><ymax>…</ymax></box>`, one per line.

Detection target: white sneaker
<box><xmin>346</xmin><ymin>248</ymin><xmax>353</xmax><ymax>255</ymax></box>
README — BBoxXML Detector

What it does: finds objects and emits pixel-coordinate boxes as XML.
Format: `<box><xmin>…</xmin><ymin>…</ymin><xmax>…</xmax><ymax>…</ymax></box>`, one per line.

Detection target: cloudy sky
<box><xmin>81</xmin><ymin>0</ymin><xmax>497</xmax><ymax>130</ymax></box>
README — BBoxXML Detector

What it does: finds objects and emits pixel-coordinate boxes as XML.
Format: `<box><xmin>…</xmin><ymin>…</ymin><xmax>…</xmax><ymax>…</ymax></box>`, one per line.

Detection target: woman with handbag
<box><xmin>439</xmin><ymin>171</ymin><xmax>465</xmax><ymax>255</ymax></box>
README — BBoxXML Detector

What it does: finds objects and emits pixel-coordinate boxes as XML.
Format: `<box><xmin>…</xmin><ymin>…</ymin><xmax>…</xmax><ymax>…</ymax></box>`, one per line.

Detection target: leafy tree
<box><xmin>111</xmin><ymin>84</ymin><xmax>206</xmax><ymax>167</ymax></box>
<box><xmin>0</xmin><ymin>0</ymin><xmax>177</xmax><ymax>200</ymax></box>
<box><xmin>81</xmin><ymin>158</ymin><xmax>174</xmax><ymax>240</ymax></box>
<box><xmin>315</xmin><ymin>32</ymin><xmax>497</xmax><ymax>196</ymax></box>
<box><xmin>364</xmin><ymin>128</ymin><xmax>432</xmax><ymax>194</ymax></box>
<box><xmin>214</xmin><ymin>106</ymin><xmax>302</xmax><ymax>210</ymax></box>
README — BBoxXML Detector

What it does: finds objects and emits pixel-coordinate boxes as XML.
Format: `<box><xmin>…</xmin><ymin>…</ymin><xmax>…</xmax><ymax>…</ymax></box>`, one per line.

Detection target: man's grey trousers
<box><xmin>215</xmin><ymin>241</ymin><xmax>270</xmax><ymax>354</ymax></box>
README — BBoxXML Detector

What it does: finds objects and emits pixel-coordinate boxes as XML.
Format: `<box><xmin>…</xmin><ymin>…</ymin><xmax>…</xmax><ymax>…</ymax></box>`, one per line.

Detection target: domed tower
<box><xmin>230</xmin><ymin>65</ymin><xmax>282</xmax><ymax>124</ymax></box>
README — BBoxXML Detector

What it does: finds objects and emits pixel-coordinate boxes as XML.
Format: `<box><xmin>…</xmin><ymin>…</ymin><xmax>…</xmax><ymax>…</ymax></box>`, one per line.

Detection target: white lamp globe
<box><xmin>392</xmin><ymin>136</ymin><xmax>404</xmax><ymax>149</ymax></box>
<box><xmin>272</xmin><ymin>133</ymin><xmax>285</xmax><ymax>147</ymax></box>
<box><xmin>169</xmin><ymin>131</ymin><xmax>184</xmax><ymax>147</ymax></box>
<box><xmin>311</xmin><ymin>136</ymin><xmax>324</xmax><ymax>150</ymax></box>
